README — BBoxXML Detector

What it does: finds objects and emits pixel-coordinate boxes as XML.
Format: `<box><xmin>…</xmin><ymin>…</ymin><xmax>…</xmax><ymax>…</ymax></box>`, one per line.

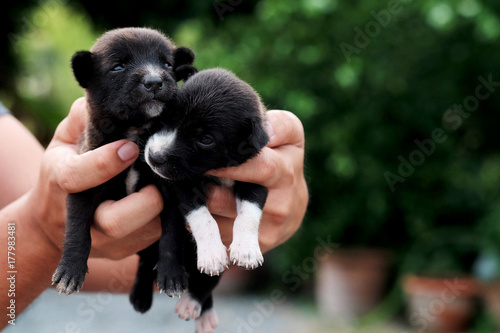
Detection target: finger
<box><xmin>266</xmin><ymin>110</ymin><xmax>305</xmax><ymax>148</ymax></box>
<box><xmin>206</xmin><ymin>185</ymin><xmax>237</xmax><ymax>219</ymax></box>
<box><xmin>52</xmin><ymin>97</ymin><xmax>88</xmax><ymax>145</ymax></box>
<box><xmin>90</xmin><ymin>217</ymin><xmax>162</xmax><ymax>259</ymax></box>
<box><xmin>56</xmin><ymin>139</ymin><xmax>139</xmax><ymax>193</ymax></box>
<box><xmin>207</xmin><ymin>147</ymin><xmax>284</xmax><ymax>188</ymax></box>
<box><xmin>93</xmin><ymin>185</ymin><xmax>164</xmax><ymax>239</ymax></box>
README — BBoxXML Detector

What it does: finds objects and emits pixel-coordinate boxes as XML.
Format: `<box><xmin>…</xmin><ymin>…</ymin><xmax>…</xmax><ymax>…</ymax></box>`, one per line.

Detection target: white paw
<box><xmin>229</xmin><ymin>239</ymin><xmax>263</xmax><ymax>270</ymax></box>
<box><xmin>175</xmin><ymin>293</ymin><xmax>202</xmax><ymax>320</ymax></box>
<box><xmin>195</xmin><ymin>309</ymin><xmax>219</xmax><ymax>333</ymax></box>
<box><xmin>197</xmin><ymin>241</ymin><xmax>229</xmax><ymax>276</ymax></box>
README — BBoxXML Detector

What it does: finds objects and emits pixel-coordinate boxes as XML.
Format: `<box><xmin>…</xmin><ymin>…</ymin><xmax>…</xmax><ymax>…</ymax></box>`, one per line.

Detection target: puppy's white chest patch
<box><xmin>125</xmin><ymin>166</ymin><xmax>139</xmax><ymax>195</ymax></box>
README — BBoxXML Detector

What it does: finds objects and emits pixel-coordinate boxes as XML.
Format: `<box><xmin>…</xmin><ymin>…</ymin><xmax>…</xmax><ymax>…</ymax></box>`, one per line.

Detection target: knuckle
<box><xmin>268</xmin><ymin>205</ymin><xmax>289</xmax><ymax>226</ymax></box>
<box><xmin>151</xmin><ymin>191</ymin><xmax>164</xmax><ymax>213</ymax></box>
<box><xmin>137</xmin><ymin>185</ymin><xmax>164</xmax><ymax>214</ymax></box>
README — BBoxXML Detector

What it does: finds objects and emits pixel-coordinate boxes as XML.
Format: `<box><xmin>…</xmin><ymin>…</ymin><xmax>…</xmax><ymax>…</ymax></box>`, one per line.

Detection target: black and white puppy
<box><xmin>144</xmin><ymin>68</ymin><xmax>269</xmax><ymax>329</ymax></box>
<box><xmin>51</xmin><ymin>28</ymin><xmax>196</xmax><ymax>304</ymax></box>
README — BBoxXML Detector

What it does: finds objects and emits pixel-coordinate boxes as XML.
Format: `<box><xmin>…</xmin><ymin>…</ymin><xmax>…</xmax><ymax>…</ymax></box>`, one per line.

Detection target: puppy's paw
<box><xmin>197</xmin><ymin>242</ymin><xmax>229</xmax><ymax>276</ymax></box>
<box><xmin>195</xmin><ymin>308</ymin><xmax>219</xmax><ymax>333</ymax></box>
<box><xmin>229</xmin><ymin>239</ymin><xmax>264</xmax><ymax>270</ymax></box>
<box><xmin>156</xmin><ymin>262</ymin><xmax>187</xmax><ymax>298</ymax></box>
<box><xmin>129</xmin><ymin>280</ymin><xmax>153</xmax><ymax>313</ymax></box>
<box><xmin>52</xmin><ymin>262</ymin><xmax>88</xmax><ymax>295</ymax></box>
<box><xmin>175</xmin><ymin>293</ymin><xmax>202</xmax><ymax>321</ymax></box>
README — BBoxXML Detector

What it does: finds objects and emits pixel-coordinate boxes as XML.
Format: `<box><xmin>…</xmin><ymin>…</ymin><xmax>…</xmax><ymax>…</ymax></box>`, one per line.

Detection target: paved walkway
<box><xmin>3</xmin><ymin>289</ymin><xmax>409</xmax><ymax>333</ymax></box>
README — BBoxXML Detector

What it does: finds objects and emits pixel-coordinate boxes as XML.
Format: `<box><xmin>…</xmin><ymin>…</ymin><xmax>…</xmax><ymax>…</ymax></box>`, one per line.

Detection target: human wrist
<box><xmin>12</xmin><ymin>191</ymin><xmax>62</xmax><ymax>267</ymax></box>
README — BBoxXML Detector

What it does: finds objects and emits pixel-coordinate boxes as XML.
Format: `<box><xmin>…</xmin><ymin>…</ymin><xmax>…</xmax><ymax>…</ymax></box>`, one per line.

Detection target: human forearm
<box><xmin>0</xmin><ymin>115</ymin><xmax>44</xmax><ymax>209</ymax></box>
<box><xmin>0</xmin><ymin>193</ymin><xmax>61</xmax><ymax>329</ymax></box>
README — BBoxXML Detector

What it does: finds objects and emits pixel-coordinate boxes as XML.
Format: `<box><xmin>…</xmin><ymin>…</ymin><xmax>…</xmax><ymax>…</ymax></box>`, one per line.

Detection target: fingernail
<box><xmin>118</xmin><ymin>141</ymin><xmax>139</xmax><ymax>161</ymax></box>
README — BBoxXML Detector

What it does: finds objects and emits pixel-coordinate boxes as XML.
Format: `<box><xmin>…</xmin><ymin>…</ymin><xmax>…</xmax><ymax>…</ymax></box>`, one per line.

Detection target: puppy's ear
<box><xmin>250</xmin><ymin>118</ymin><xmax>270</xmax><ymax>152</ymax></box>
<box><xmin>175</xmin><ymin>65</ymin><xmax>198</xmax><ymax>82</ymax></box>
<box><xmin>174</xmin><ymin>47</ymin><xmax>195</xmax><ymax>66</ymax></box>
<box><xmin>71</xmin><ymin>51</ymin><xmax>94</xmax><ymax>88</ymax></box>
<box><xmin>173</xmin><ymin>47</ymin><xmax>196</xmax><ymax>82</ymax></box>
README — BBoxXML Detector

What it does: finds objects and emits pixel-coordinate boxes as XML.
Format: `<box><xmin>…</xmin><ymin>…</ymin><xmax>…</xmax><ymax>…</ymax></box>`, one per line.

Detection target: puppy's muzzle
<box><xmin>142</xmin><ymin>74</ymin><xmax>163</xmax><ymax>94</ymax></box>
<box><xmin>148</xmin><ymin>151</ymin><xmax>167</xmax><ymax>168</ymax></box>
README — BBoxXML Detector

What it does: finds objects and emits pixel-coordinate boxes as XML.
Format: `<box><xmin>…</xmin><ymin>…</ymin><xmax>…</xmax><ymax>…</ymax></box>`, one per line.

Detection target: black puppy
<box><xmin>145</xmin><ymin>68</ymin><xmax>270</xmax><ymax>331</ymax></box>
<box><xmin>52</xmin><ymin>28</ymin><xmax>195</xmax><ymax>308</ymax></box>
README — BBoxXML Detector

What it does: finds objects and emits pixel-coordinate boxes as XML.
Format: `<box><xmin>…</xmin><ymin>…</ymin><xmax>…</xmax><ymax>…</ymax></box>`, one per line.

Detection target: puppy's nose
<box><xmin>148</xmin><ymin>151</ymin><xmax>167</xmax><ymax>167</ymax></box>
<box><xmin>142</xmin><ymin>75</ymin><xmax>163</xmax><ymax>93</ymax></box>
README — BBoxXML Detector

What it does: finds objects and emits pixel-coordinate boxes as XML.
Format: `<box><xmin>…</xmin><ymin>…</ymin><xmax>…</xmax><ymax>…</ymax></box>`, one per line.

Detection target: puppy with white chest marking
<box><xmin>145</xmin><ymin>68</ymin><xmax>270</xmax><ymax>330</ymax></box>
<box><xmin>51</xmin><ymin>28</ymin><xmax>196</xmax><ymax>313</ymax></box>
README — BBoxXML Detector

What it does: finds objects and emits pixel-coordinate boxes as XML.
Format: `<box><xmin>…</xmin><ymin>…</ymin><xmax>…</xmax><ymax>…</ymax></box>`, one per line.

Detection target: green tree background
<box><xmin>3</xmin><ymin>0</ymin><xmax>500</xmax><ymax>326</ymax></box>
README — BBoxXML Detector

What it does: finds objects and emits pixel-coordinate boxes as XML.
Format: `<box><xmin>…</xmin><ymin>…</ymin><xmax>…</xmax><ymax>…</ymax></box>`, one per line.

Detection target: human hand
<box><xmin>207</xmin><ymin>110</ymin><xmax>308</xmax><ymax>253</ymax></box>
<box><xmin>26</xmin><ymin>97</ymin><xmax>163</xmax><ymax>263</ymax></box>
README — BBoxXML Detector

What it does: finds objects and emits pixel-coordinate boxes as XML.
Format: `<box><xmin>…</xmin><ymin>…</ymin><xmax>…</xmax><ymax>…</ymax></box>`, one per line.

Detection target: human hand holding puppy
<box><xmin>34</xmin><ymin>97</ymin><xmax>164</xmax><ymax>260</ymax></box>
<box><xmin>207</xmin><ymin>110</ymin><xmax>307</xmax><ymax>253</ymax></box>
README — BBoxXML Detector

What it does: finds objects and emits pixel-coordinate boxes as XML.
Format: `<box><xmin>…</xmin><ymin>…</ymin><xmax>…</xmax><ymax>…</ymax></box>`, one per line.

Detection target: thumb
<box><xmin>56</xmin><ymin>140</ymin><xmax>139</xmax><ymax>193</ymax></box>
<box><xmin>266</xmin><ymin>110</ymin><xmax>305</xmax><ymax>148</ymax></box>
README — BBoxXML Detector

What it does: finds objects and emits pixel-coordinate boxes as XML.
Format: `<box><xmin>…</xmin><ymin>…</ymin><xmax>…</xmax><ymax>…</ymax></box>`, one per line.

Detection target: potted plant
<box><xmin>400</xmin><ymin>229</ymin><xmax>481</xmax><ymax>332</ymax></box>
<box><xmin>315</xmin><ymin>247</ymin><xmax>392</xmax><ymax>321</ymax></box>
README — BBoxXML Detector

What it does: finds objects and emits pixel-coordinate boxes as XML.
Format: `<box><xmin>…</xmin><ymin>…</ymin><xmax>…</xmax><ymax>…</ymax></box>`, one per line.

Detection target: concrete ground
<box><xmin>3</xmin><ymin>289</ymin><xmax>410</xmax><ymax>333</ymax></box>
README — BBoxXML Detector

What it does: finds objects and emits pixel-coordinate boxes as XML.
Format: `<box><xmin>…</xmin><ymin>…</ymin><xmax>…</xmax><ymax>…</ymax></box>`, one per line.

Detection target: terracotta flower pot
<box><xmin>315</xmin><ymin>248</ymin><xmax>391</xmax><ymax>321</ymax></box>
<box><xmin>481</xmin><ymin>279</ymin><xmax>500</xmax><ymax>329</ymax></box>
<box><xmin>403</xmin><ymin>275</ymin><xmax>479</xmax><ymax>332</ymax></box>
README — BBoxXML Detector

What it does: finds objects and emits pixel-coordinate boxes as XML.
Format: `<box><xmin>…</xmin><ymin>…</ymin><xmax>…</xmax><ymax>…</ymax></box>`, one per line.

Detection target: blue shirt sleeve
<box><xmin>0</xmin><ymin>102</ymin><xmax>10</xmax><ymax>116</ymax></box>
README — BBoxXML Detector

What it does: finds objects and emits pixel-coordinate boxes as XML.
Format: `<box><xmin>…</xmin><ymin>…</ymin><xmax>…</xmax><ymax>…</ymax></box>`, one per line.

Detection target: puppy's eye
<box><xmin>163</xmin><ymin>62</ymin><xmax>173</xmax><ymax>69</ymax></box>
<box><xmin>111</xmin><ymin>64</ymin><xmax>124</xmax><ymax>72</ymax></box>
<box><xmin>197</xmin><ymin>136</ymin><xmax>215</xmax><ymax>148</ymax></box>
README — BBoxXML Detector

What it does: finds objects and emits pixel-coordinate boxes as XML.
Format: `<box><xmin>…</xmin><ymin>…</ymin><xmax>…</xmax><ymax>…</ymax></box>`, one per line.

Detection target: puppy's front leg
<box><xmin>129</xmin><ymin>241</ymin><xmax>158</xmax><ymax>313</ymax></box>
<box><xmin>230</xmin><ymin>182</ymin><xmax>268</xmax><ymax>269</ymax></box>
<box><xmin>156</xmin><ymin>183</ymin><xmax>188</xmax><ymax>297</ymax></box>
<box><xmin>176</xmin><ymin>183</ymin><xmax>229</xmax><ymax>276</ymax></box>
<box><xmin>52</xmin><ymin>189</ymin><xmax>102</xmax><ymax>294</ymax></box>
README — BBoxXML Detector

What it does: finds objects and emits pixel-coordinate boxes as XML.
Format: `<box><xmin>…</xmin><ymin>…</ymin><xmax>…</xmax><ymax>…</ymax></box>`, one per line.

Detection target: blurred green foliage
<box><xmin>4</xmin><ymin>0</ymin><xmax>500</xmax><ymax>310</ymax></box>
<box><xmin>13</xmin><ymin>2</ymin><xmax>98</xmax><ymax>131</ymax></box>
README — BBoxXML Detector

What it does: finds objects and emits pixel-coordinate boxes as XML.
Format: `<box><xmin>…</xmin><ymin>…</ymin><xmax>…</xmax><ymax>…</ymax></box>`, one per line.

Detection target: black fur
<box><xmin>52</xmin><ymin>28</ymin><xmax>195</xmax><ymax>310</ymax></box>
